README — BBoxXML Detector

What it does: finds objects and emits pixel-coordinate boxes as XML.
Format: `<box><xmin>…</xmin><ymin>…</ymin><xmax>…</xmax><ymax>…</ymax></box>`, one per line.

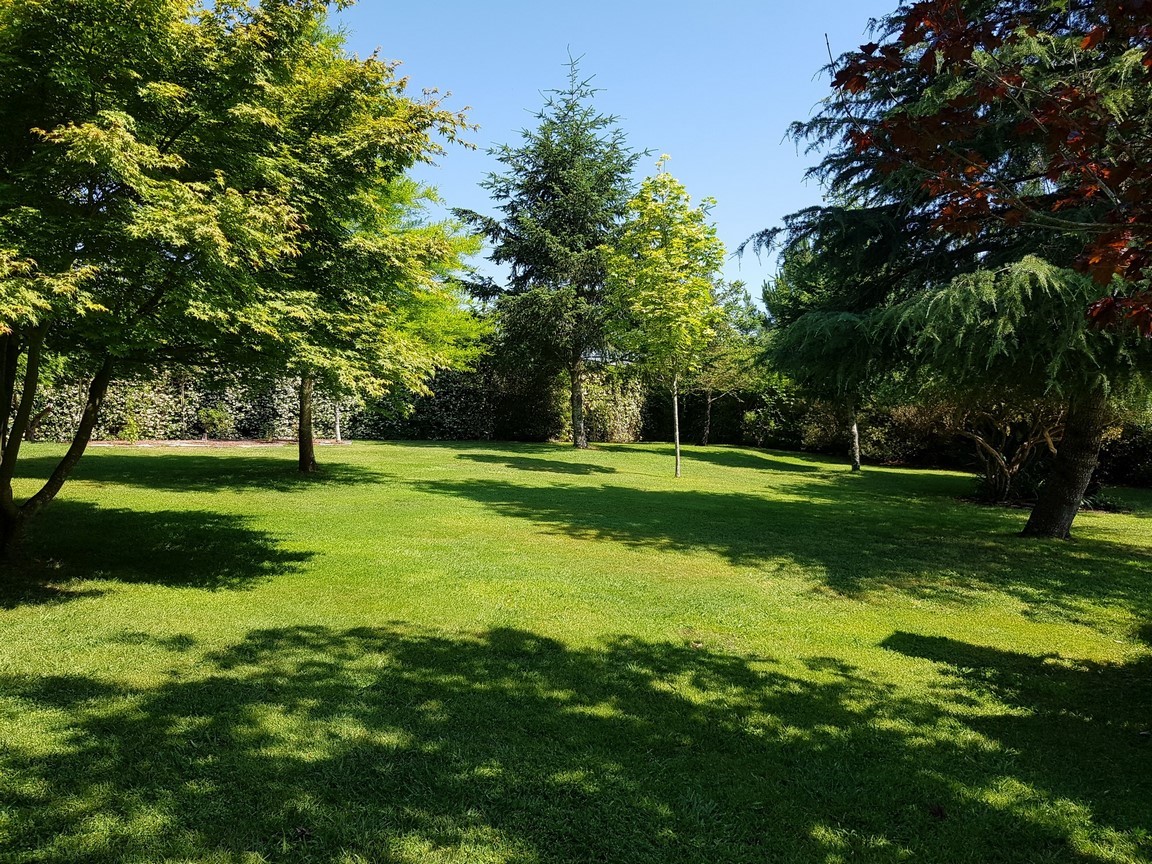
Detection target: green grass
<box><xmin>1</xmin><ymin>440</ymin><xmax>1150</xmax><ymax>864</ymax></box>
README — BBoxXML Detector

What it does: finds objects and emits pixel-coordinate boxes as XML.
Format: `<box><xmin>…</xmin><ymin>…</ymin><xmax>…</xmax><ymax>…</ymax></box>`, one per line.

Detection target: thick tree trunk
<box><xmin>849</xmin><ymin>410</ymin><xmax>862</xmax><ymax>472</ymax></box>
<box><xmin>1022</xmin><ymin>390</ymin><xmax>1109</xmax><ymax>539</ymax></box>
<box><xmin>701</xmin><ymin>390</ymin><xmax>713</xmax><ymax>447</ymax></box>
<box><xmin>673</xmin><ymin>375</ymin><xmax>682</xmax><ymax>479</ymax></box>
<box><xmin>570</xmin><ymin>355</ymin><xmax>587</xmax><ymax>450</ymax></box>
<box><xmin>298</xmin><ymin>373</ymin><xmax>317</xmax><ymax>473</ymax></box>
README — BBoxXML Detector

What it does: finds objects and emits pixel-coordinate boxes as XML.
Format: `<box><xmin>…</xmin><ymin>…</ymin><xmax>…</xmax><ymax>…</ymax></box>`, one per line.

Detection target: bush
<box><xmin>196</xmin><ymin>403</ymin><xmax>235</xmax><ymax>440</ymax></box>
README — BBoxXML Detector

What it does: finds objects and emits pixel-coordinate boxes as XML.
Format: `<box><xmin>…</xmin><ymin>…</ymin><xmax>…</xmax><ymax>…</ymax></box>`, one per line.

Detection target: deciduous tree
<box><xmin>606</xmin><ymin>158</ymin><xmax>725</xmax><ymax>477</ymax></box>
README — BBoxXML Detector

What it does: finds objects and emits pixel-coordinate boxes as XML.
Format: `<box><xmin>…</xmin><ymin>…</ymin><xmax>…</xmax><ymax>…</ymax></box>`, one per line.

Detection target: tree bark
<box><xmin>673</xmin><ymin>375</ymin><xmax>682</xmax><ymax>478</ymax></box>
<box><xmin>701</xmin><ymin>390</ymin><xmax>713</xmax><ymax>447</ymax></box>
<box><xmin>334</xmin><ymin>405</ymin><xmax>342</xmax><ymax>444</ymax></box>
<box><xmin>0</xmin><ymin>327</ymin><xmax>46</xmax><ymax>510</ymax></box>
<box><xmin>298</xmin><ymin>373</ymin><xmax>317</xmax><ymax>473</ymax></box>
<box><xmin>849</xmin><ymin>409</ymin><xmax>862</xmax><ymax>472</ymax></box>
<box><xmin>0</xmin><ymin>358</ymin><xmax>115</xmax><ymax>564</ymax></box>
<box><xmin>1022</xmin><ymin>390</ymin><xmax>1109</xmax><ymax>539</ymax></box>
<box><xmin>570</xmin><ymin>354</ymin><xmax>587</xmax><ymax>449</ymax></box>
<box><xmin>0</xmin><ymin>332</ymin><xmax>19</xmax><ymax>452</ymax></box>
<box><xmin>21</xmin><ymin>359</ymin><xmax>114</xmax><ymax>517</ymax></box>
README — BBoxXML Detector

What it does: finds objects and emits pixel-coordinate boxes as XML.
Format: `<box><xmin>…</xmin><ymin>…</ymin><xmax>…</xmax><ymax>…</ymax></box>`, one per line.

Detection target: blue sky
<box><xmin>334</xmin><ymin>1</ymin><xmax>894</xmax><ymax>292</ymax></box>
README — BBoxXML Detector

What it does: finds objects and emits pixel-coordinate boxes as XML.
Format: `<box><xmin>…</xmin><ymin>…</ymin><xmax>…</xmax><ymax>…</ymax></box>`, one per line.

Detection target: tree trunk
<box><xmin>334</xmin><ymin>405</ymin><xmax>342</xmax><ymax>444</ymax></box>
<box><xmin>0</xmin><ymin>332</ymin><xmax>18</xmax><ymax>452</ymax></box>
<box><xmin>701</xmin><ymin>390</ymin><xmax>713</xmax><ymax>447</ymax></box>
<box><xmin>1022</xmin><ymin>390</ymin><xmax>1109</xmax><ymax>539</ymax></box>
<box><xmin>0</xmin><ymin>327</ymin><xmax>46</xmax><ymax>510</ymax></box>
<box><xmin>21</xmin><ymin>360</ymin><xmax>114</xmax><ymax>517</ymax></box>
<box><xmin>849</xmin><ymin>409</ymin><xmax>862</xmax><ymax>472</ymax></box>
<box><xmin>570</xmin><ymin>355</ymin><xmax>587</xmax><ymax>449</ymax></box>
<box><xmin>0</xmin><ymin>358</ymin><xmax>115</xmax><ymax>563</ymax></box>
<box><xmin>673</xmin><ymin>375</ymin><xmax>682</xmax><ymax>479</ymax></box>
<box><xmin>298</xmin><ymin>373</ymin><xmax>317</xmax><ymax>473</ymax></box>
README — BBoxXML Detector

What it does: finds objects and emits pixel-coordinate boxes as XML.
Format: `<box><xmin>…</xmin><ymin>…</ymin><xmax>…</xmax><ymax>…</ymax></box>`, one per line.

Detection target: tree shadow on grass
<box><xmin>456</xmin><ymin>453</ymin><xmax>617</xmax><ymax>475</ymax></box>
<box><xmin>882</xmin><ymin>631</ymin><xmax>1151</xmax><ymax>835</ymax></box>
<box><xmin>1</xmin><ymin>500</ymin><xmax>312</xmax><ymax>607</ymax></box>
<box><xmin>13</xmin><ymin>452</ymin><xmax>383</xmax><ymax>494</ymax></box>
<box><xmin>411</xmin><ymin>474</ymin><xmax>1152</xmax><ymax>625</ymax></box>
<box><xmin>591</xmin><ymin>443</ymin><xmax>829</xmax><ymax>474</ymax></box>
<box><xmin>682</xmin><ymin>446</ymin><xmax>824</xmax><ymax>473</ymax></box>
<box><xmin>1</xmin><ymin>625</ymin><xmax>1146</xmax><ymax>863</ymax></box>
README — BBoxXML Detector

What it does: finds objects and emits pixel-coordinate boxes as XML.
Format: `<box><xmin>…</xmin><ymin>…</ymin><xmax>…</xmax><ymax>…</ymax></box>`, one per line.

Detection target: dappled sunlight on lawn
<box><xmin>1</xmin><ymin>624</ymin><xmax>1148</xmax><ymax>863</ymax></box>
<box><xmin>2</xmin><ymin>441</ymin><xmax>1150</xmax><ymax>863</ymax></box>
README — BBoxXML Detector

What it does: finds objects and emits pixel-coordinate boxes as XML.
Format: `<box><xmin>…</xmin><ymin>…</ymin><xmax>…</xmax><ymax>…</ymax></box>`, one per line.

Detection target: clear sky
<box><xmin>334</xmin><ymin>0</ymin><xmax>895</xmax><ymax>292</ymax></box>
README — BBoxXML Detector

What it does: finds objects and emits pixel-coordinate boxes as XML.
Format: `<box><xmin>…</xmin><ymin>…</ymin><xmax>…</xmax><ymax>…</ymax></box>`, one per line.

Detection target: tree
<box><xmin>830</xmin><ymin>0</ymin><xmax>1152</xmax><ymax>316</ymax></box>
<box><xmin>884</xmin><ymin>256</ymin><xmax>1152</xmax><ymax>535</ymax></box>
<box><xmin>456</xmin><ymin>61</ymin><xmax>639</xmax><ymax>449</ymax></box>
<box><xmin>763</xmin><ymin>240</ymin><xmax>885</xmax><ymax>472</ymax></box>
<box><xmin>231</xmin><ymin>26</ymin><xmax>478</xmax><ymax>474</ymax></box>
<box><xmin>0</xmin><ymin>0</ymin><xmax>317</xmax><ymax>557</ymax></box>
<box><xmin>691</xmin><ymin>281</ymin><xmax>766</xmax><ymax>446</ymax></box>
<box><xmin>606</xmin><ymin>157</ymin><xmax>725</xmax><ymax>477</ymax></box>
<box><xmin>0</xmin><ymin>0</ymin><xmax>471</xmax><ymax>557</ymax></box>
<box><xmin>751</xmin><ymin>0</ymin><xmax>1152</xmax><ymax>536</ymax></box>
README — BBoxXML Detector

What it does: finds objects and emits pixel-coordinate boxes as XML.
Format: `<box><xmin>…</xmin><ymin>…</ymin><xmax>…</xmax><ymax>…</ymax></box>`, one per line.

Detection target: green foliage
<box><xmin>885</xmin><ymin>257</ymin><xmax>1152</xmax><ymax>403</ymax></box>
<box><xmin>606</xmin><ymin>157</ymin><xmax>726</xmax><ymax>386</ymax></box>
<box><xmin>763</xmin><ymin>241</ymin><xmax>881</xmax><ymax>407</ymax></box>
<box><xmin>456</xmin><ymin>60</ymin><xmax>639</xmax><ymax>439</ymax></box>
<box><xmin>196</xmin><ymin>403</ymin><xmax>235</xmax><ymax>440</ymax></box>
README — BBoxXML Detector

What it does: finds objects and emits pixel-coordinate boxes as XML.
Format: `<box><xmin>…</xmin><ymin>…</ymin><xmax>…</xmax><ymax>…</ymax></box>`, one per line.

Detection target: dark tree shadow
<box><xmin>456</xmin><ymin>453</ymin><xmax>617</xmax><ymax>475</ymax></box>
<box><xmin>1</xmin><ymin>625</ymin><xmax>1145</xmax><ymax>863</ymax></box>
<box><xmin>2</xmin><ymin>500</ymin><xmax>312</xmax><ymax>604</ymax></box>
<box><xmin>591</xmin><ymin>443</ymin><xmax>831</xmax><ymax>473</ymax></box>
<box><xmin>882</xmin><ymin>631</ymin><xmax>1152</xmax><ymax>841</ymax></box>
<box><xmin>13</xmin><ymin>453</ymin><xmax>384</xmax><ymax>494</ymax></box>
<box><xmin>411</xmin><ymin>474</ymin><xmax>1152</xmax><ymax>624</ymax></box>
<box><xmin>682</xmin><ymin>446</ymin><xmax>823</xmax><ymax>473</ymax></box>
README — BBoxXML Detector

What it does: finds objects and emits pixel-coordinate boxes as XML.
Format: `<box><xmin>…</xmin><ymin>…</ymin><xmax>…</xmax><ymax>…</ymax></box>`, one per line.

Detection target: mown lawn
<box><xmin>1</xmin><ymin>441</ymin><xmax>1149</xmax><ymax>864</ymax></box>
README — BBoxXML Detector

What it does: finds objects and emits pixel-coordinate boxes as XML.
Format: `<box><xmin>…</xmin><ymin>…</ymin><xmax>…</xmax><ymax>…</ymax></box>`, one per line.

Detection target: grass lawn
<box><xmin>1</xmin><ymin>440</ymin><xmax>1150</xmax><ymax>864</ymax></box>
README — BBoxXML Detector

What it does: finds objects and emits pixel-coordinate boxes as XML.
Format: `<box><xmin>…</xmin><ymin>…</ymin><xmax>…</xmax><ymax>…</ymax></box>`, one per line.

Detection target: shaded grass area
<box><xmin>1</xmin><ymin>441</ymin><xmax>1150</xmax><ymax>863</ymax></box>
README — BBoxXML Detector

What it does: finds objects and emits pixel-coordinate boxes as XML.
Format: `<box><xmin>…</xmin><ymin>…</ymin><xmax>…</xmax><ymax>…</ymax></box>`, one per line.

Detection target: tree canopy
<box><xmin>828</xmin><ymin>0</ymin><xmax>1152</xmax><ymax>326</ymax></box>
<box><xmin>0</xmin><ymin>0</ymin><xmax>474</xmax><ymax>552</ymax></box>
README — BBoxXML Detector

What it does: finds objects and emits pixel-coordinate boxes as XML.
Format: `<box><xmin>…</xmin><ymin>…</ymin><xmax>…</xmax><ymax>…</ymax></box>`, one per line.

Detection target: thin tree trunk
<box><xmin>2</xmin><ymin>358</ymin><xmax>115</xmax><ymax>563</ymax></box>
<box><xmin>0</xmin><ymin>332</ymin><xmax>18</xmax><ymax>452</ymax></box>
<box><xmin>298</xmin><ymin>373</ymin><xmax>316</xmax><ymax>473</ymax></box>
<box><xmin>570</xmin><ymin>354</ymin><xmax>587</xmax><ymax>450</ymax></box>
<box><xmin>701</xmin><ymin>390</ymin><xmax>713</xmax><ymax>447</ymax></box>
<box><xmin>1022</xmin><ymin>390</ymin><xmax>1109</xmax><ymax>539</ymax></box>
<box><xmin>334</xmin><ymin>405</ymin><xmax>342</xmax><ymax>444</ymax></box>
<box><xmin>673</xmin><ymin>375</ymin><xmax>682</xmax><ymax>478</ymax></box>
<box><xmin>849</xmin><ymin>409</ymin><xmax>862</xmax><ymax>472</ymax></box>
<box><xmin>0</xmin><ymin>327</ymin><xmax>46</xmax><ymax>512</ymax></box>
<box><xmin>22</xmin><ymin>359</ymin><xmax>114</xmax><ymax>517</ymax></box>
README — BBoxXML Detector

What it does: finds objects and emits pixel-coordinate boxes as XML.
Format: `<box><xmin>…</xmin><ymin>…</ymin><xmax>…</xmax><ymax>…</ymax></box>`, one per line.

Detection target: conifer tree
<box><xmin>457</xmin><ymin>62</ymin><xmax>639</xmax><ymax>448</ymax></box>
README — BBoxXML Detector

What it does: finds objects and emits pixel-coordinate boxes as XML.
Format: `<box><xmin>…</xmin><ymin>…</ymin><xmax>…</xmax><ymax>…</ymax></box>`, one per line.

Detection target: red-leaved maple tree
<box><xmin>834</xmin><ymin>0</ymin><xmax>1152</xmax><ymax>332</ymax></box>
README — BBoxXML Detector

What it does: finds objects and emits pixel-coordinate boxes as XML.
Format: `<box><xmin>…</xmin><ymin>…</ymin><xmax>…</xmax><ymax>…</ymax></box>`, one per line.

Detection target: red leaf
<box><xmin>1081</xmin><ymin>25</ymin><xmax>1108</xmax><ymax>50</ymax></box>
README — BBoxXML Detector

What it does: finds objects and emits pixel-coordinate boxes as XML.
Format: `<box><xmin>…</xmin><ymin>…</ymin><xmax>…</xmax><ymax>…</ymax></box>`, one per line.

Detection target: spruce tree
<box><xmin>457</xmin><ymin>62</ymin><xmax>639</xmax><ymax>448</ymax></box>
